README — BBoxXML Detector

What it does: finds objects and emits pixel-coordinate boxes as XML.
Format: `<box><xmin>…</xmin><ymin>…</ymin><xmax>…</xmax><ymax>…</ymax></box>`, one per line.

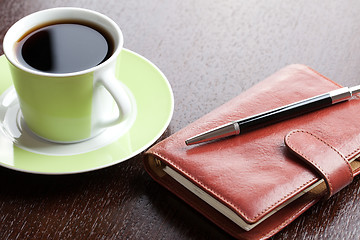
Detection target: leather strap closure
<box><xmin>285</xmin><ymin>130</ymin><xmax>353</xmax><ymax>198</ymax></box>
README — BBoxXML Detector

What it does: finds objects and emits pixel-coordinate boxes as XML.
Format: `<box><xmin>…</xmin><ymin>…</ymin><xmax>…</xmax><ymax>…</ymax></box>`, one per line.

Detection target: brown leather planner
<box><xmin>144</xmin><ymin>64</ymin><xmax>360</xmax><ymax>239</ymax></box>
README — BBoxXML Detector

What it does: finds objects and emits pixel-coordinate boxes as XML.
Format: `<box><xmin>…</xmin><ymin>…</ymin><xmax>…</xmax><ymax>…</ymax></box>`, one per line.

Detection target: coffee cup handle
<box><xmin>98</xmin><ymin>72</ymin><xmax>132</xmax><ymax>127</ymax></box>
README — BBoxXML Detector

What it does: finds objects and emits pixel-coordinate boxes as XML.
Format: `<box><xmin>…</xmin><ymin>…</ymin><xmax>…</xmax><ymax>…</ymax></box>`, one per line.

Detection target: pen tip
<box><xmin>184</xmin><ymin>138</ymin><xmax>194</xmax><ymax>145</ymax></box>
<box><xmin>184</xmin><ymin>122</ymin><xmax>240</xmax><ymax>145</ymax></box>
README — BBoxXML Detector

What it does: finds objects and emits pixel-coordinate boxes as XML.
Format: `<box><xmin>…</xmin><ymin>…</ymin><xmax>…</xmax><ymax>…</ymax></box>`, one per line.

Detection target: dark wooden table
<box><xmin>1</xmin><ymin>1</ymin><xmax>360</xmax><ymax>239</ymax></box>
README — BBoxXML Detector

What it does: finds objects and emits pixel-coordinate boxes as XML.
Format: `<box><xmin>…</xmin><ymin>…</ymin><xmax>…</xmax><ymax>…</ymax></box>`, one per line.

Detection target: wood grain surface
<box><xmin>1</xmin><ymin>1</ymin><xmax>360</xmax><ymax>239</ymax></box>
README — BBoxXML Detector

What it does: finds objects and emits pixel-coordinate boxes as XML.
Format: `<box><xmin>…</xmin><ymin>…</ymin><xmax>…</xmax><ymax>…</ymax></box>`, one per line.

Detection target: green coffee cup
<box><xmin>3</xmin><ymin>7</ymin><xmax>133</xmax><ymax>143</ymax></box>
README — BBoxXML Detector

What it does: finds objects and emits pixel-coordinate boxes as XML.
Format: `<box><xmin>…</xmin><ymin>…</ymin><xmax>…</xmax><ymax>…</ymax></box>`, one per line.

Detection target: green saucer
<box><xmin>0</xmin><ymin>49</ymin><xmax>174</xmax><ymax>174</ymax></box>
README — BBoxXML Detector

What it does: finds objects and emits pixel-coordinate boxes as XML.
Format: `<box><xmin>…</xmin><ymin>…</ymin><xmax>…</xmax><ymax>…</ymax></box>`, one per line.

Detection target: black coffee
<box><xmin>15</xmin><ymin>22</ymin><xmax>114</xmax><ymax>73</ymax></box>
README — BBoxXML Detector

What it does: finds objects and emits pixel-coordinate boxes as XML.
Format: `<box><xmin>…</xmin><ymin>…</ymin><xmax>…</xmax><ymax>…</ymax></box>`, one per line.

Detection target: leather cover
<box><xmin>144</xmin><ymin>64</ymin><xmax>360</xmax><ymax>239</ymax></box>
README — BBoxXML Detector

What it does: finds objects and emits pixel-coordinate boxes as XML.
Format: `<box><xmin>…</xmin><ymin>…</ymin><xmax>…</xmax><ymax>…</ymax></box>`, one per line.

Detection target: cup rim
<box><xmin>3</xmin><ymin>7</ymin><xmax>123</xmax><ymax>77</ymax></box>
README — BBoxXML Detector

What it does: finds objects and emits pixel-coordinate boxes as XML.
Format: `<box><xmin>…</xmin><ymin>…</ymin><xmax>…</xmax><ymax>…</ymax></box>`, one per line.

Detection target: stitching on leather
<box><xmin>346</xmin><ymin>146</ymin><xmax>360</xmax><ymax>159</ymax></box>
<box><xmin>150</xmin><ymin>149</ymin><xmax>317</xmax><ymax>222</ymax></box>
<box><xmin>285</xmin><ymin>130</ymin><xmax>334</xmax><ymax>195</ymax></box>
<box><xmin>260</xmin><ymin>198</ymin><xmax>318</xmax><ymax>239</ymax></box>
<box><xmin>251</xmin><ymin>178</ymin><xmax>315</xmax><ymax>219</ymax></box>
<box><xmin>286</xmin><ymin>130</ymin><xmax>354</xmax><ymax>197</ymax></box>
<box><xmin>289</xmin><ymin>130</ymin><xmax>353</xmax><ymax>179</ymax></box>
